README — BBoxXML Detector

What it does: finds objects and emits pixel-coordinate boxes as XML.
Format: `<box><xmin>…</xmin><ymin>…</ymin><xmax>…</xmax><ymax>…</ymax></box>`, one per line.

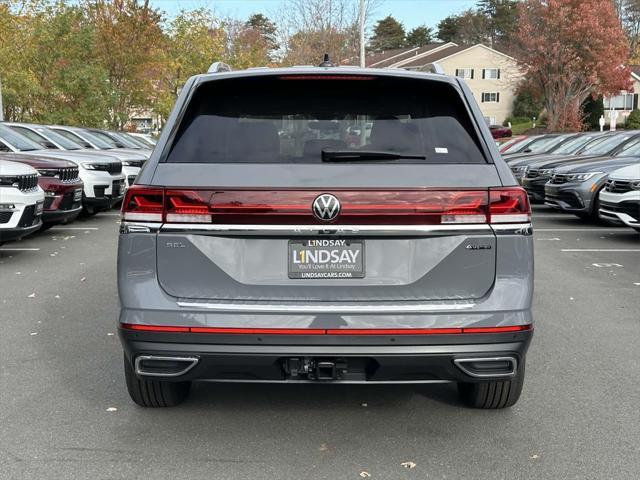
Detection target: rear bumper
<box><xmin>120</xmin><ymin>328</ymin><xmax>533</xmax><ymax>384</ymax></box>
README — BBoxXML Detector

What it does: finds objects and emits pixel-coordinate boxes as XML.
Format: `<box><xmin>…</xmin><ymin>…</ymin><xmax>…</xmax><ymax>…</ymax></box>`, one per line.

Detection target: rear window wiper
<box><xmin>321</xmin><ymin>149</ymin><xmax>426</xmax><ymax>162</ymax></box>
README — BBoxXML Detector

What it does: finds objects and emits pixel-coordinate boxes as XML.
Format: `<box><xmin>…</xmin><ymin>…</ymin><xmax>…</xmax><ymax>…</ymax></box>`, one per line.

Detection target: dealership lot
<box><xmin>0</xmin><ymin>207</ymin><xmax>638</xmax><ymax>480</ymax></box>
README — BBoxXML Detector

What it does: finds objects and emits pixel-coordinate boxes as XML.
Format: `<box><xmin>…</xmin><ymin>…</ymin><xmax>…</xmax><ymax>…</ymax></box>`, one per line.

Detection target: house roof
<box><xmin>400</xmin><ymin>44</ymin><xmax>471</xmax><ymax>68</ymax></box>
<box><xmin>366</xmin><ymin>43</ymin><xmax>449</xmax><ymax>68</ymax></box>
<box><xmin>629</xmin><ymin>65</ymin><xmax>640</xmax><ymax>81</ymax></box>
<box><xmin>365</xmin><ymin>43</ymin><xmax>516</xmax><ymax>70</ymax></box>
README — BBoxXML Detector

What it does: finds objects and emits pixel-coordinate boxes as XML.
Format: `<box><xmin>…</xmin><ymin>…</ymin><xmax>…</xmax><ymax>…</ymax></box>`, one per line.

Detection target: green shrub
<box><xmin>582</xmin><ymin>96</ymin><xmax>604</xmax><ymax>130</ymax></box>
<box><xmin>513</xmin><ymin>91</ymin><xmax>544</xmax><ymax>119</ymax></box>
<box><xmin>503</xmin><ymin>116</ymin><xmax>531</xmax><ymax>126</ymax></box>
<box><xmin>625</xmin><ymin>109</ymin><xmax>640</xmax><ymax>129</ymax></box>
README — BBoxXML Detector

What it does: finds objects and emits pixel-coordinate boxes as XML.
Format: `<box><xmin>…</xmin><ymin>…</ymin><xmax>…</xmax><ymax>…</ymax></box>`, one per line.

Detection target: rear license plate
<box><xmin>73</xmin><ymin>188</ymin><xmax>82</xmax><ymax>201</ymax></box>
<box><xmin>288</xmin><ymin>240</ymin><xmax>364</xmax><ymax>279</ymax></box>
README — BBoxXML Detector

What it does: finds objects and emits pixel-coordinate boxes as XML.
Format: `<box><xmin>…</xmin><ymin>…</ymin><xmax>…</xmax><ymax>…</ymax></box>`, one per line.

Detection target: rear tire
<box><xmin>124</xmin><ymin>354</ymin><xmax>191</xmax><ymax>407</ymax></box>
<box><xmin>457</xmin><ymin>358</ymin><xmax>526</xmax><ymax>409</ymax></box>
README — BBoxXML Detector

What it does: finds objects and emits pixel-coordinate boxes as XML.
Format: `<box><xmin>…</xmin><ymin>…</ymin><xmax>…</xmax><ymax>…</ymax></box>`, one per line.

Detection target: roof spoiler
<box><xmin>207</xmin><ymin>61</ymin><xmax>232</xmax><ymax>74</ymax></box>
<box><xmin>422</xmin><ymin>62</ymin><xmax>445</xmax><ymax>74</ymax></box>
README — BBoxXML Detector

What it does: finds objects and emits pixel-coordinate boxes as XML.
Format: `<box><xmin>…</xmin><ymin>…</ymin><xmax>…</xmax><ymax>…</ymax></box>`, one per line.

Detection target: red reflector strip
<box><xmin>121</xmin><ymin>324</ymin><xmax>532</xmax><ymax>335</ymax></box>
<box><xmin>461</xmin><ymin>325</ymin><xmax>532</xmax><ymax>334</ymax></box>
<box><xmin>189</xmin><ymin>327</ymin><xmax>325</xmax><ymax>335</ymax></box>
<box><xmin>122</xmin><ymin>324</ymin><xmax>190</xmax><ymax>333</ymax></box>
<box><xmin>326</xmin><ymin>328</ymin><xmax>462</xmax><ymax>335</ymax></box>
<box><xmin>277</xmin><ymin>75</ymin><xmax>375</xmax><ymax>81</ymax></box>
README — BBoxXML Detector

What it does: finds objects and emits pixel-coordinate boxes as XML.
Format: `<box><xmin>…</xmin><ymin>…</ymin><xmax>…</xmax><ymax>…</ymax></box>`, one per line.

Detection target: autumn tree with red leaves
<box><xmin>513</xmin><ymin>0</ymin><xmax>631</xmax><ymax>131</ymax></box>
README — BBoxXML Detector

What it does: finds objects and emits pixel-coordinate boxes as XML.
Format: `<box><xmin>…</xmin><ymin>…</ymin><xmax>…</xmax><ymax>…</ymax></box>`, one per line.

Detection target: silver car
<box><xmin>118</xmin><ymin>63</ymin><xmax>534</xmax><ymax>409</ymax></box>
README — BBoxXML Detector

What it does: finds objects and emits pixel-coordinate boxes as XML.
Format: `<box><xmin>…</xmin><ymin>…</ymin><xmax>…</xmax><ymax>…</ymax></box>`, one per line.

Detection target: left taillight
<box><xmin>489</xmin><ymin>187</ymin><xmax>531</xmax><ymax>223</ymax></box>
<box><xmin>121</xmin><ymin>186</ymin><xmax>164</xmax><ymax>222</ymax></box>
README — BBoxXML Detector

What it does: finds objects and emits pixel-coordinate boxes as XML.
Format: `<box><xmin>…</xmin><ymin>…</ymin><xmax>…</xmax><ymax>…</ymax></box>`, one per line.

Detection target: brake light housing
<box><xmin>121</xmin><ymin>186</ymin><xmax>531</xmax><ymax>225</ymax></box>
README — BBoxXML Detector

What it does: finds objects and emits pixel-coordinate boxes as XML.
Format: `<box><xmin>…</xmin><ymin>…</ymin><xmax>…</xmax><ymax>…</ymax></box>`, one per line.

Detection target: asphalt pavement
<box><xmin>1</xmin><ymin>206</ymin><xmax>639</xmax><ymax>479</ymax></box>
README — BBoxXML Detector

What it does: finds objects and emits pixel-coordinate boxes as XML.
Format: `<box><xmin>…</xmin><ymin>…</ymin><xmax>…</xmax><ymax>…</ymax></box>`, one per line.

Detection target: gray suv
<box><xmin>118</xmin><ymin>63</ymin><xmax>534</xmax><ymax>409</ymax></box>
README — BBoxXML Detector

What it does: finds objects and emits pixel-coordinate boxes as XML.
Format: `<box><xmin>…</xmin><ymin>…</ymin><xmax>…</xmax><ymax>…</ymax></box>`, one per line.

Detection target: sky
<box><xmin>149</xmin><ymin>0</ymin><xmax>478</xmax><ymax>30</ymax></box>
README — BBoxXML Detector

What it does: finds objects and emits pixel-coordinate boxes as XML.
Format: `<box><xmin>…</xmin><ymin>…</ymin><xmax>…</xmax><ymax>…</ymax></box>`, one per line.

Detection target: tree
<box><xmin>246</xmin><ymin>13</ymin><xmax>279</xmax><ymax>57</ymax></box>
<box><xmin>436</xmin><ymin>15</ymin><xmax>460</xmax><ymax>42</ymax></box>
<box><xmin>405</xmin><ymin>25</ymin><xmax>433</xmax><ymax>48</ymax></box>
<box><xmin>280</xmin><ymin>0</ymin><xmax>367</xmax><ymax>65</ymax></box>
<box><xmin>621</xmin><ymin>0</ymin><xmax>640</xmax><ymax>61</ymax></box>
<box><xmin>436</xmin><ymin>10</ymin><xmax>489</xmax><ymax>44</ymax></box>
<box><xmin>88</xmin><ymin>0</ymin><xmax>166</xmax><ymax>128</ymax></box>
<box><xmin>512</xmin><ymin>0</ymin><xmax>631</xmax><ymax>132</ymax></box>
<box><xmin>476</xmin><ymin>0</ymin><xmax>517</xmax><ymax>48</ymax></box>
<box><xmin>157</xmin><ymin>8</ymin><xmax>225</xmax><ymax>119</ymax></box>
<box><xmin>369</xmin><ymin>15</ymin><xmax>405</xmax><ymax>51</ymax></box>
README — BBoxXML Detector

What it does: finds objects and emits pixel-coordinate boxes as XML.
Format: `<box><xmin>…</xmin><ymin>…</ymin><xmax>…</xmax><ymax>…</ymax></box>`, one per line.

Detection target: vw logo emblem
<box><xmin>312</xmin><ymin>193</ymin><xmax>341</xmax><ymax>221</ymax></box>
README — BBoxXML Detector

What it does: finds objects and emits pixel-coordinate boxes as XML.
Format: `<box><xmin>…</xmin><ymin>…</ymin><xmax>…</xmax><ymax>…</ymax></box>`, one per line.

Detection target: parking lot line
<box><xmin>0</xmin><ymin>248</ymin><xmax>41</xmax><ymax>251</ymax></box>
<box><xmin>561</xmin><ymin>248</ymin><xmax>640</xmax><ymax>252</ymax></box>
<box><xmin>49</xmin><ymin>227</ymin><xmax>100</xmax><ymax>231</ymax></box>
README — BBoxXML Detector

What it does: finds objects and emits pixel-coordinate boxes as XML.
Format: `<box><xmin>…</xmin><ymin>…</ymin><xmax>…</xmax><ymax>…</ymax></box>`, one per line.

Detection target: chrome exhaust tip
<box><xmin>134</xmin><ymin>355</ymin><xmax>199</xmax><ymax>377</ymax></box>
<box><xmin>453</xmin><ymin>356</ymin><xmax>517</xmax><ymax>379</ymax></box>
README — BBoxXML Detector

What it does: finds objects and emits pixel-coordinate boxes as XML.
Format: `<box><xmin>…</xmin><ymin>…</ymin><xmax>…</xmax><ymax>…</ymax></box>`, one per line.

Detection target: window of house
<box><xmin>482</xmin><ymin>68</ymin><xmax>500</xmax><ymax>79</ymax></box>
<box><xmin>604</xmin><ymin>93</ymin><xmax>637</xmax><ymax>111</ymax></box>
<box><xmin>481</xmin><ymin>92</ymin><xmax>500</xmax><ymax>103</ymax></box>
<box><xmin>455</xmin><ymin>68</ymin><xmax>474</xmax><ymax>79</ymax></box>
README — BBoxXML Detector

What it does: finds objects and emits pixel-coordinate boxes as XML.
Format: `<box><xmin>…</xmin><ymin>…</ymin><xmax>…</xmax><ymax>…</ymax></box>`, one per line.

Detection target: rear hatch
<box><xmin>127</xmin><ymin>73</ymin><xmax>528</xmax><ymax>303</ymax></box>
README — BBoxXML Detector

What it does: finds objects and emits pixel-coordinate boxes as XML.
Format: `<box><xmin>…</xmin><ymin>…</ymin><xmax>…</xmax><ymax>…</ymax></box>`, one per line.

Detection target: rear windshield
<box><xmin>579</xmin><ymin>133</ymin><xmax>636</xmax><ymax>155</ymax></box>
<box><xmin>166</xmin><ymin>75</ymin><xmax>487</xmax><ymax>164</ymax></box>
<box><xmin>526</xmin><ymin>135</ymin><xmax>568</xmax><ymax>153</ymax></box>
<box><xmin>552</xmin><ymin>134</ymin><xmax>602</xmax><ymax>155</ymax></box>
<box><xmin>502</xmin><ymin>136</ymin><xmax>541</xmax><ymax>153</ymax></box>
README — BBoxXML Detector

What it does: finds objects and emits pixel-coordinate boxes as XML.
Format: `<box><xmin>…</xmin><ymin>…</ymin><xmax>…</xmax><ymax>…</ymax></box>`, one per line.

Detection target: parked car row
<box><xmin>0</xmin><ymin>124</ymin><xmax>153</xmax><ymax>244</ymax></box>
<box><xmin>500</xmin><ymin>131</ymin><xmax>640</xmax><ymax>231</ymax></box>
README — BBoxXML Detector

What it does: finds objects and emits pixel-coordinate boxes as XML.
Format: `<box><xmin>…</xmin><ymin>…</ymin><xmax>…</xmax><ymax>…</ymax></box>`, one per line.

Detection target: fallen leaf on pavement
<box><xmin>359</xmin><ymin>472</ymin><xmax>371</xmax><ymax>478</ymax></box>
<box><xmin>106</xmin><ymin>407</ymin><xmax>118</xmax><ymax>412</ymax></box>
<box><xmin>401</xmin><ymin>461</ymin><xmax>416</xmax><ymax>469</ymax></box>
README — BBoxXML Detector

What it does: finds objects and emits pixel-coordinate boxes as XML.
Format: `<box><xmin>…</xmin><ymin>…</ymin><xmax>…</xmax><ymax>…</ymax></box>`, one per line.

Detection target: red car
<box><xmin>489</xmin><ymin>125</ymin><xmax>512</xmax><ymax>139</ymax></box>
<box><xmin>0</xmin><ymin>153</ymin><xmax>84</xmax><ymax>227</ymax></box>
<box><xmin>499</xmin><ymin>135</ymin><xmax>529</xmax><ymax>153</ymax></box>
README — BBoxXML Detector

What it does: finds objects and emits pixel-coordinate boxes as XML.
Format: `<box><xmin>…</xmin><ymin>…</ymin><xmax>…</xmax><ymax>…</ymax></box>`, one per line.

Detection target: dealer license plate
<box><xmin>288</xmin><ymin>239</ymin><xmax>364</xmax><ymax>279</ymax></box>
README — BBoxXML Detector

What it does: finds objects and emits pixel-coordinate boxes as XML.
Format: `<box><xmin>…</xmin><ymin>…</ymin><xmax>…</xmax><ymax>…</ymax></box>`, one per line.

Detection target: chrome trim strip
<box><xmin>120</xmin><ymin>221</ymin><xmax>160</xmax><ymax>233</ymax></box>
<box><xmin>134</xmin><ymin>355</ymin><xmax>199</xmax><ymax>377</ymax></box>
<box><xmin>490</xmin><ymin>223</ymin><xmax>532</xmax><ymax>235</ymax></box>
<box><xmin>176</xmin><ymin>301</ymin><xmax>475</xmax><ymax>313</ymax></box>
<box><xmin>160</xmin><ymin>223</ymin><xmax>493</xmax><ymax>236</ymax></box>
<box><xmin>201</xmin><ymin>379</ymin><xmax>453</xmax><ymax>385</ymax></box>
<box><xmin>453</xmin><ymin>356</ymin><xmax>517</xmax><ymax>378</ymax></box>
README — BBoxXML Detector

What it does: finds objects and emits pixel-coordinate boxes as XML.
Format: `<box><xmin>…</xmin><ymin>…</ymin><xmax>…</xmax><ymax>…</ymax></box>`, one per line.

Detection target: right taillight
<box><xmin>488</xmin><ymin>187</ymin><xmax>531</xmax><ymax>223</ymax></box>
<box><xmin>121</xmin><ymin>186</ymin><xmax>164</xmax><ymax>222</ymax></box>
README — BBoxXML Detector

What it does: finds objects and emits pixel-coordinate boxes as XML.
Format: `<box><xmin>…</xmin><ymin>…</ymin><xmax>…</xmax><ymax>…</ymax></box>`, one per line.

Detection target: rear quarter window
<box><xmin>165</xmin><ymin>74</ymin><xmax>488</xmax><ymax>164</ymax></box>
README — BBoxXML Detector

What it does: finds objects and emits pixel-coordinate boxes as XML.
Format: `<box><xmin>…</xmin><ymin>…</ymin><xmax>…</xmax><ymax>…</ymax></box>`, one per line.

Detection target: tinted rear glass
<box><xmin>580</xmin><ymin>133</ymin><xmax>636</xmax><ymax>155</ymax></box>
<box><xmin>166</xmin><ymin>75</ymin><xmax>487</xmax><ymax>164</ymax></box>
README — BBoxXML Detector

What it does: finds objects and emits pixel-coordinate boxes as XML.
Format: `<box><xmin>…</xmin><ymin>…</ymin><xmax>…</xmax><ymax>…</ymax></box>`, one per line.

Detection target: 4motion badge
<box><xmin>465</xmin><ymin>244</ymin><xmax>492</xmax><ymax>250</ymax></box>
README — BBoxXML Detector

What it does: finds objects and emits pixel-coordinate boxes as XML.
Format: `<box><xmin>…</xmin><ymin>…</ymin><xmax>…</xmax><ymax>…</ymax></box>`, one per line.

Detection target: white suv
<box><xmin>599</xmin><ymin>164</ymin><xmax>640</xmax><ymax>232</ymax></box>
<box><xmin>0</xmin><ymin>124</ymin><xmax>126</xmax><ymax>214</ymax></box>
<box><xmin>0</xmin><ymin>159</ymin><xmax>45</xmax><ymax>243</ymax></box>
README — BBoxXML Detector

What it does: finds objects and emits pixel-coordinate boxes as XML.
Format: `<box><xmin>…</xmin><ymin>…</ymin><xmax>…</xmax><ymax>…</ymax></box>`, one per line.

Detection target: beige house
<box><xmin>603</xmin><ymin>66</ymin><xmax>640</xmax><ymax>125</ymax></box>
<box><xmin>366</xmin><ymin>43</ymin><xmax>522</xmax><ymax>125</ymax></box>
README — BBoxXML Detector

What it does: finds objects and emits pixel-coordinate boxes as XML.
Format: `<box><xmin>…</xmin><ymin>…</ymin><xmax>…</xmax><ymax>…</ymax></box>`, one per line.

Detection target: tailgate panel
<box><xmin>156</xmin><ymin>233</ymin><xmax>495</xmax><ymax>302</ymax></box>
